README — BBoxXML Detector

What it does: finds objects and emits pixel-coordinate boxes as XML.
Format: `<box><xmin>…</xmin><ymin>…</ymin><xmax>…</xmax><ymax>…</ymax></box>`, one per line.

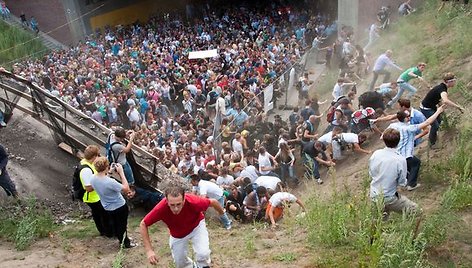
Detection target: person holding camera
<box><xmin>91</xmin><ymin>157</ymin><xmax>136</xmax><ymax>248</ymax></box>
<box><xmin>109</xmin><ymin>127</ymin><xmax>136</xmax><ymax>184</ymax></box>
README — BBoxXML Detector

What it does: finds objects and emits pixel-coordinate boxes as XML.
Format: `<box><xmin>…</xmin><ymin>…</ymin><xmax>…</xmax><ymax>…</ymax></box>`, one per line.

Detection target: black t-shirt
<box><xmin>303</xmin><ymin>141</ymin><xmax>320</xmax><ymax>159</ymax></box>
<box><xmin>422</xmin><ymin>83</ymin><xmax>447</xmax><ymax>109</ymax></box>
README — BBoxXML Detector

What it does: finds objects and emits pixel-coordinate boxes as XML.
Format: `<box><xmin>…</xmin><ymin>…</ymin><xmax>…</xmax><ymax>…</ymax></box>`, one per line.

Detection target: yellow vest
<box><xmin>80</xmin><ymin>159</ymin><xmax>100</xmax><ymax>203</ymax></box>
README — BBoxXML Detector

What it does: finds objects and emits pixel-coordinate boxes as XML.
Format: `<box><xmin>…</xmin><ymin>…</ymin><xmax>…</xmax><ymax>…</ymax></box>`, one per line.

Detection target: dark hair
<box><xmin>397</xmin><ymin>98</ymin><xmax>411</xmax><ymax>108</ymax></box>
<box><xmin>382</xmin><ymin>128</ymin><xmax>401</xmax><ymax>148</ymax></box>
<box><xmin>114</xmin><ymin>127</ymin><xmax>126</xmax><ymax>138</ymax></box>
<box><xmin>396</xmin><ymin>110</ymin><xmax>409</xmax><ymax>123</ymax></box>
<box><xmin>256</xmin><ymin>186</ymin><xmax>267</xmax><ymax>196</ymax></box>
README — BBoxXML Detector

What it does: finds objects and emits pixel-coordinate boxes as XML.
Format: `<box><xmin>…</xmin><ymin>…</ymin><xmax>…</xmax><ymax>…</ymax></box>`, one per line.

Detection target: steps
<box><xmin>1</xmin><ymin>15</ymin><xmax>68</xmax><ymax>51</ymax></box>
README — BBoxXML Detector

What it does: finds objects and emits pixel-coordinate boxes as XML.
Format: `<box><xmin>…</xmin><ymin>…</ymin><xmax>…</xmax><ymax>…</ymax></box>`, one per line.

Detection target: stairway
<box><xmin>1</xmin><ymin>15</ymin><xmax>68</xmax><ymax>51</ymax></box>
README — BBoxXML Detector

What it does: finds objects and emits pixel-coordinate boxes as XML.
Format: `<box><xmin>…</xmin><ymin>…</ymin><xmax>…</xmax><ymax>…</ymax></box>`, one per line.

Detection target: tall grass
<box><xmin>0</xmin><ymin>21</ymin><xmax>48</xmax><ymax>68</ymax></box>
<box><xmin>0</xmin><ymin>197</ymin><xmax>56</xmax><ymax>250</ymax></box>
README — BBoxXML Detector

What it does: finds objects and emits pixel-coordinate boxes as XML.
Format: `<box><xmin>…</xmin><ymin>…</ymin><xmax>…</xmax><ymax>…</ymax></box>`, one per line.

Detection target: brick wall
<box><xmin>6</xmin><ymin>0</ymin><xmax>73</xmax><ymax>45</ymax></box>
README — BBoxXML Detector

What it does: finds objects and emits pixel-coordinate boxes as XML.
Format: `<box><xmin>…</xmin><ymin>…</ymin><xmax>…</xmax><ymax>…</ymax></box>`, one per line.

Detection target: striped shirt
<box><xmin>388</xmin><ymin>122</ymin><xmax>419</xmax><ymax>158</ymax></box>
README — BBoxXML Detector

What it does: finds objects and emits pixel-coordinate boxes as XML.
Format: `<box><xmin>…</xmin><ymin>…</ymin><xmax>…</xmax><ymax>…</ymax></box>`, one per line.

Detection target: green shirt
<box><xmin>399</xmin><ymin>67</ymin><xmax>422</xmax><ymax>82</ymax></box>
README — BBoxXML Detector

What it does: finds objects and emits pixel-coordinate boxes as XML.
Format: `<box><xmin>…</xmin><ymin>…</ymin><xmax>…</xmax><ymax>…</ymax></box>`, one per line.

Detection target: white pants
<box><xmin>169</xmin><ymin>220</ymin><xmax>211</xmax><ymax>268</ymax></box>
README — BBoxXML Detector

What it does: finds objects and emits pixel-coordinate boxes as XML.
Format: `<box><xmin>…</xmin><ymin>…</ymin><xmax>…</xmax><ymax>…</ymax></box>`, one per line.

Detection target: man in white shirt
<box><xmin>265</xmin><ymin>192</ymin><xmax>306</xmax><ymax>229</ymax></box>
<box><xmin>255</xmin><ymin>175</ymin><xmax>283</xmax><ymax>193</ymax></box>
<box><xmin>190</xmin><ymin>175</ymin><xmax>232</xmax><ymax>229</ymax></box>
<box><xmin>258</xmin><ymin>146</ymin><xmax>278</xmax><ymax>177</ymax></box>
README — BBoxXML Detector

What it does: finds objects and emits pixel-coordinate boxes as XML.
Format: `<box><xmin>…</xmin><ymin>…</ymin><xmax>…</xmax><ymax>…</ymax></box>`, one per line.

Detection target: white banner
<box><xmin>264</xmin><ymin>84</ymin><xmax>274</xmax><ymax>114</ymax></box>
<box><xmin>188</xmin><ymin>49</ymin><xmax>218</xmax><ymax>59</ymax></box>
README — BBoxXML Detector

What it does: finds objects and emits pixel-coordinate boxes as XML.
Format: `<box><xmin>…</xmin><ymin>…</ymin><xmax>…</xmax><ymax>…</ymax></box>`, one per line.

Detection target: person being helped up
<box><xmin>388</xmin><ymin>62</ymin><xmax>431</xmax><ymax>108</ymax></box>
<box><xmin>140</xmin><ymin>183</ymin><xmax>229</xmax><ymax>267</ymax></box>
<box><xmin>266</xmin><ymin>191</ymin><xmax>306</xmax><ymax>229</ymax></box>
<box><xmin>108</xmin><ymin>127</ymin><xmax>136</xmax><ymax>184</ymax></box>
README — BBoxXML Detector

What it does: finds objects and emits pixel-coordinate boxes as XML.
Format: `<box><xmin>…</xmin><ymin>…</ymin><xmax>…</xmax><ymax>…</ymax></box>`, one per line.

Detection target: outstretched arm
<box><xmin>140</xmin><ymin>220</ymin><xmax>158</xmax><ymax>265</ymax></box>
<box><xmin>441</xmin><ymin>91</ymin><xmax>464</xmax><ymax>112</ymax></box>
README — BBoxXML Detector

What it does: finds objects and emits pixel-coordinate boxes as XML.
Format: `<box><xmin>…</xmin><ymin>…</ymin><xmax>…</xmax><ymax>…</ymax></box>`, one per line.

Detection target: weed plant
<box><xmin>0</xmin><ymin>197</ymin><xmax>56</xmax><ymax>250</ymax></box>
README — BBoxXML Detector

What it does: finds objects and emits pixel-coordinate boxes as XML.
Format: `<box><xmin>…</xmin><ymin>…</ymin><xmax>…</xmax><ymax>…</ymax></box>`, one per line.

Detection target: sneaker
<box><xmin>225</xmin><ymin>220</ymin><xmax>232</xmax><ymax>230</ymax></box>
<box><xmin>124</xmin><ymin>241</ymin><xmax>137</xmax><ymax>249</ymax></box>
<box><xmin>317</xmin><ymin>178</ymin><xmax>323</xmax><ymax>184</ymax></box>
<box><xmin>406</xmin><ymin>184</ymin><xmax>421</xmax><ymax>191</ymax></box>
<box><xmin>0</xmin><ymin>121</ymin><xmax>6</xmax><ymax>127</ymax></box>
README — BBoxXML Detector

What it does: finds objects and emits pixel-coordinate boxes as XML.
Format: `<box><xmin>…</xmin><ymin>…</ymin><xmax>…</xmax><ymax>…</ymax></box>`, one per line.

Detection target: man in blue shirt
<box><xmin>388</xmin><ymin>105</ymin><xmax>444</xmax><ymax>190</ymax></box>
<box><xmin>369</xmin><ymin>50</ymin><xmax>403</xmax><ymax>91</ymax></box>
<box><xmin>369</xmin><ymin>128</ymin><xmax>417</xmax><ymax>218</ymax></box>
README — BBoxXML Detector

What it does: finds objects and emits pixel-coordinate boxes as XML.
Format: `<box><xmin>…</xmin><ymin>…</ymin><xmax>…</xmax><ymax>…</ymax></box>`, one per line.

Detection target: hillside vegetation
<box><xmin>0</xmin><ymin>20</ymin><xmax>47</xmax><ymax>68</ymax></box>
<box><xmin>0</xmin><ymin>1</ymin><xmax>471</xmax><ymax>267</ymax></box>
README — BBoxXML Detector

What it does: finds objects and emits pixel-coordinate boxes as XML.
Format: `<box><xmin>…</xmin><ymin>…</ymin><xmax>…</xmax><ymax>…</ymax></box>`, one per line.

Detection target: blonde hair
<box><xmin>93</xmin><ymin>156</ymin><xmax>109</xmax><ymax>173</ymax></box>
<box><xmin>84</xmin><ymin>145</ymin><xmax>100</xmax><ymax>161</ymax></box>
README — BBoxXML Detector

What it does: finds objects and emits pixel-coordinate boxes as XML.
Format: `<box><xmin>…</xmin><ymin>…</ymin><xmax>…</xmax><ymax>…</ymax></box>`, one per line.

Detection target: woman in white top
<box><xmin>275</xmin><ymin>143</ymin><xmax>295</xmax><ymax>183</ymax></box>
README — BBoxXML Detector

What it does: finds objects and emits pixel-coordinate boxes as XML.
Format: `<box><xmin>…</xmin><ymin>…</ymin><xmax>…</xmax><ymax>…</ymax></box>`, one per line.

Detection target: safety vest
<box><xmin>80</xmin><ymin>159</ymin><xmax>100</xmax><ymax>203</ymax></box>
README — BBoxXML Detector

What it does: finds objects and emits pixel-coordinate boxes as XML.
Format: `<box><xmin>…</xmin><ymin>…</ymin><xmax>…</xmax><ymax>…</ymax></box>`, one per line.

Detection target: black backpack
<box><xmin>71</xmin><ymin>164</ymin><xmax>91</xmax><ymax>201</ymax></box>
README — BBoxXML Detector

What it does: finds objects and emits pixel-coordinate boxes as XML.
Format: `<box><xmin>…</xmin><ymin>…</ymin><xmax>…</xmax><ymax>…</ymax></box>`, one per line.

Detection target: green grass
<box><xmin>59</xmin><ymin>220</ymin><xmax>98</xmax><ymax>239</ymax></box>
<box><xmin>0</xmin><ymin>21</ymin><xmax>48</xmax><ymax>68</ymax></box>
<box><xmin>0</xmin><ymin>197</ymin><xmax>57</xmax><ymax>250</ymax></box>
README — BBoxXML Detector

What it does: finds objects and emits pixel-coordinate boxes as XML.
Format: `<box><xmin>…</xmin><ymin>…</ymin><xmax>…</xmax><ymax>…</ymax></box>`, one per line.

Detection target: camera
<box><xmin>109</xmin><ymin>163</ymin><xmax>117</xmax><ymax>173</ymax></box>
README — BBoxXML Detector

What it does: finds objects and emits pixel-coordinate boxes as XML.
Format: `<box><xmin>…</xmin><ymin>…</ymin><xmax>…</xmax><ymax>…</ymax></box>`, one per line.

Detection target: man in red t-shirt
<box><xmin>140</xmin><ymin>184</ymin><xmax>227</xmax><ymax>267</ymax></box>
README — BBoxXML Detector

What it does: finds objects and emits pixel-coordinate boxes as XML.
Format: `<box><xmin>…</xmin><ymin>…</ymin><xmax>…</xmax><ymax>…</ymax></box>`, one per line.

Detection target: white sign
<box><xmin>188</xmin><ymin>49</ymin><xmax>218</xmax><ymax>59</ymax></box>
<box><xmin>264</xmin><ymin>84</ymin><xmax>274</xmax><ymax>114</ymax></box>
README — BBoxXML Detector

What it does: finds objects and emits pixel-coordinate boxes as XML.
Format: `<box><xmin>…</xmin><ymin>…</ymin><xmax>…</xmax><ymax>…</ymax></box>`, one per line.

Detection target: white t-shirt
<box><xmin>339</xmin><ymin>133</ymin><xmax>359</xmax><ymax>143</ymax></box>
<box><xmin>255</xmin><ymin>176</ymin><xmax>281</xmax><ymax>191</ymax></box>
<box><xmin>80</xmin><ymin>166</ymin><xmax>94</xmax><ymax>187</ymax></box>
<box><xmin>318</xmin><ymin>131</ymin><xmax>333</xmax><ymax>144</ymax></box>
<box><xmin>232</xmin><ymin>139</ymin><xmax>244</xmax><ymax>156</ymax></box>
<box><xmin>258</xmin><ymin>152</ymin><xmax>273</xmax><ymax>175</ymax></box>
<box><xmin>216</xmin><ymin>175</ymin><xmax>234</xmax><ymax>187</ymax></box>
<box><xmin>127</xmin><ymin>108</ymin><xmax>140</xmax><ymax>123</ymax></box>
<box><xmin>241</xmin><ymin>165</ymin><xmax>258</xmax><ymax>183</ymax></box>
<box><xmin>197</xmin><ymin>180</ymin><xmax>223</xmax><ymax>199</ymax></box>
<box><xmin>269</xmin><ymin>192</ymin><xmax>297</xmax><ymax>207</ymax></box>
<box><xmin>332</xmin><ymin>83</ymin><xmax>343</xmax><ymax>100</ymax></box>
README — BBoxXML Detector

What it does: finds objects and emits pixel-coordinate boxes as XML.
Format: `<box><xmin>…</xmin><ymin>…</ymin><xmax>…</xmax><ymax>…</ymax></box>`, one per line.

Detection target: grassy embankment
<box><xmin>0</xmin><ymin>20</ymin><xmax>48</xmax><ymax>68</ymax></box>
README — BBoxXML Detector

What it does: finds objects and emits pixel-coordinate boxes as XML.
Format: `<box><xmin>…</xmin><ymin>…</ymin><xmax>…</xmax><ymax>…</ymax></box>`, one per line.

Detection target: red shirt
<box><xmin>143</xmin><ymin>194</ymin><xmax>211</xmax><ymax>238</ymax></box>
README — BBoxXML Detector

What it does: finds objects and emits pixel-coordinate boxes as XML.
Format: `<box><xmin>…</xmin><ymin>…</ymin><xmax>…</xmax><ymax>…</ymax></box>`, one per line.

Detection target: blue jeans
<box><xmin>388</xmin><ymin>81</ymin><xmax>417</xmax><ymax>106</ymax></box>
<box><xmin>303</xmin><ymin>155</ymin><xmax>320</xmax><ymax>180</ymax></box>
<box><xmin>280</xmin><ymin>162</ymin><xmax>295</xmax><ymax>182</ymax></box>
<box><xmin>122</xmin><ymin>162</ymin><xmax>135</xmax><ymax>185</ymax></box>
<box><xmin>406</xmin><ymin>156</ymin><xmax>421</xmax><ymax>187</ymax></box>
<box><xmin>420</xmin><ymin>108</ymin><xmax>441</xmax><ymax>145</ymax></box>
<box><xmin>217</xmin><ymin>195</ymin><xmax>232</xmax><ymax>228</ymax></box>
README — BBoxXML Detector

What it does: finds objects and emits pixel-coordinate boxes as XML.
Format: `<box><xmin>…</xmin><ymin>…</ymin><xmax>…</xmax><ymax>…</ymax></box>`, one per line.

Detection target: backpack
<box><xmin>105</xmin><ymin>134</ymin><xmax>121</xmax><ymax>164</ymax></box>
<box><xmin>71</xmin><ymin>164</ymin><xmax>90</xmax><ymax>201</ymax></box>
<box><xmin>208</xmin><ymin>91</ymin><xmax>218</xmax><ymax>105</ymax></box>
<box><xmin>326</xmin><ymin>105</ymin><xmax>337</xmax><ymax>123</ymax></box>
